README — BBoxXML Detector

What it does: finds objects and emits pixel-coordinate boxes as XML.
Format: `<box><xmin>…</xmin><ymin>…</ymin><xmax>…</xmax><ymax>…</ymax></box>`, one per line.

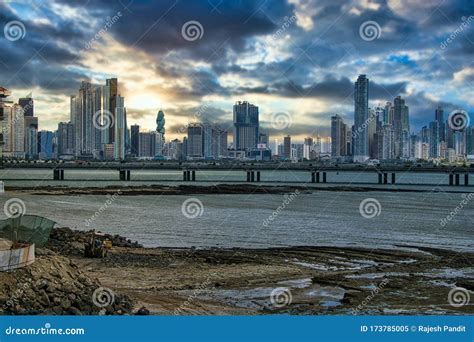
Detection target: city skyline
<box><xmin>1</xmin><ymin>0</ymin><xmax>473</xmax><ymax>141</ymax></box>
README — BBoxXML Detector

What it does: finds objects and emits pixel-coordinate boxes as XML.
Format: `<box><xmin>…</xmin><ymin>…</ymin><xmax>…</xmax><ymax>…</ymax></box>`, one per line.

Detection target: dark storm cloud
<box><xmin>234</xmin><ymin>76</ymin><xmax>407</xmax><ymax>101</ymax></box>
<box><xmin>0</xmin><ymin>0</ymin><xmax>472</xmax><ymax>135</ymax></box>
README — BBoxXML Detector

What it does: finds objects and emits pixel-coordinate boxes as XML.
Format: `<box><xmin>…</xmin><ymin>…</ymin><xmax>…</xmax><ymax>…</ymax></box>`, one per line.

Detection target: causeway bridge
<box><xmin>3</xmin><ymin>162</ymin><xmax>473</xmax><ymax>186</ymax></box>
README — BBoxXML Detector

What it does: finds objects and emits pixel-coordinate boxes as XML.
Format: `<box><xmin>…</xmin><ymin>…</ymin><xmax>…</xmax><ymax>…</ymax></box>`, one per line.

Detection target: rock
<box><xmin>136</xmin><ymin>306</ymin><xmax>150</xmax><ymax>315</ymax></box>
<box><xmin>38</xmin><ymin>290</ymin><xmax>50</xmax><ymax>306</ymax></box>
<box><xmin>61</xmin><ymin>298</ymin><xmax>71</xmax><ymax>309</ymax></box>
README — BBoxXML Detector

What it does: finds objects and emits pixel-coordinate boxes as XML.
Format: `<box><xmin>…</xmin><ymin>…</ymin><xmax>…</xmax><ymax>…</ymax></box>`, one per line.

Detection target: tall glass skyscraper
<box><xmin>353</xmin><ymin>75</ymin><xmax>369</xmax><ymax>162</ymax></box>
<box><xmin>233</xmin><ymin>101</ymin><xmax>259</xmax><ymax>151</ymax></box>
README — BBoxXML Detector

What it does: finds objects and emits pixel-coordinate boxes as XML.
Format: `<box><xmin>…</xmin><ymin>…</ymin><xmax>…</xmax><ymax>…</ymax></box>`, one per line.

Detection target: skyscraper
<box><xmin>114</xmin><ymin>95</ymin><xmax>126</xmax><ymax>160</ymax></box>
<box><xmin>131</xmin><ymin>124</ymin><xmax>140</xmax><ymax>156</ymax></box>
<box><xmin>435</xmin><ymin>106</ymin><xmax>445</xmax><ymax>143</ymax></box>
<box><xmin>353</xmin><ymin>75</ymin><xmax>369</xmax><ymax>162</ymax></box>
<box><xmin>393</xmin><ymin>96</ymin><xmax>409</xmax><ymax>158</ymax></box>
<box><xmin>38</xmin><ymin>131</ymin><xmax>53</xmax><ymax>159</ymax></box>
<box><xmin>19</xmin><ymin>96</ymin><xmax>33</xmax><ymax>117</ymax></box>
<box><xmin>187</xmin><ymin>123</ymin><xmax>204</xmax><ymax>158</ymax></box>
<box><xmin>283</xmin><ymin>135</ymin><xmax>291</xmax><ymax>159</ymax></box>
<box><xmin>57</xmin><ymin>122</ymin><xmax>75</xmax><ymax>156</ymax></box>
<box><xmin>107</xmin><ymin>78</ymin><xmax>118</xmax><ymax>144</ymax></box>
<box><xmin>233</xmin><ymin>101</ymin><xmax>259</xmax><ymax>150</ymax></box>
<box><xmin>303</xmin><ymin>137</ymin><xmax>313</xmax><ymax>160</ymax></box>
<box><xmin>331</xmin><ymin>114</ymin><xmax>347</xmax><ymax>157</ymax></box>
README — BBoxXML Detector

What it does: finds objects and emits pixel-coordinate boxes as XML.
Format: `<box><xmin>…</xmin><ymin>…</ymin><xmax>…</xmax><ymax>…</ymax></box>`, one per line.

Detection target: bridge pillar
<box><xmin>251</xmin><ymin>171</ymin><xmax>255</xmax><ymax>182</ymax></box>
<box><xmin>119</xmin><ymin>170</ymin><xmax>125</xmax><ymax>181</ymax></box>
<box><xmin>192</xmin><ymin>170</ymin><xmax>196</xmax><ymax>181</ymax></box>
<box><xmin>449</xmin><ymin>173</ymin><xmax>454</xmax><ymax>186</ymax></box>
<box><xmin>391</xmin><ymin>173</ymin><xmax>396</xmax><ymax>184</ymax></box>
<box><xmin>246</xmin><ymin>171</ymin><xmax>251</xmax><ymax>182</ymax></box>
<box><xmin>323</xmin><ymin>172</ymin><xmax>327</xmax><ymax>183</ymax></box>
<box><xmin>311</xmin><ymin>172</ymin><xmax>315</xmax><ymax>183</ymax></box>
<box><xmin>455</xmin><ymin>173</ymin><xmax>460</xmax><ymax>186</ymax></box>
<box><xmin>126</xmin><ymin>170</ymin><xmax>130</xmax><ymax>181</ymax></box>
<box><xmin>53</xmin><ymin>169</ymin><xmax>64</xmax><ymax>180</ymax></box>
<box><xmin>183</xmin><ymin>171</ymin><xmax>187</xmax><ymax>181</ymax></box>
<box><xmin>384</xmin><ymin>173</ymin><xmax>388</xmax><ymax>184</ymax></box>
<box><xmin>316</xmin><ymin>172</ymin><xmax>320</xmax><ymax>183</ymax></box>
<box><xmin>256</xmin><ymin>171</ymin><xmax>260</xmax><ymax>182</ymax></box>
<box><xmin>465</xmin><ymin>173</ymin><xmax>469</xmax><ymax>186</ymax></box>
<box><xmin>378</xmin><ymin>173</ymin><xmax>382</xmax><ymax>184</ymax></box>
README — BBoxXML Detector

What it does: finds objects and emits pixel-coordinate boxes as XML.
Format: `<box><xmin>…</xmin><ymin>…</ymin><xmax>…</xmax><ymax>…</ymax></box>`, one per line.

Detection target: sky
<box><xmin>0</xmin><ymin>0</ymin><xmax>473</xmax><ymax>142</ymax></box>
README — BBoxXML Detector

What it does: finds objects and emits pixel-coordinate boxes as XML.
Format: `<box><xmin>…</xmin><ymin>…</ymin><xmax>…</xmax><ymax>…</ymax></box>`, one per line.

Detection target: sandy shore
<box><xmin>49</xmin><ymin>229</ymin><xmax>474</xmax><ymax>315</ymax></box>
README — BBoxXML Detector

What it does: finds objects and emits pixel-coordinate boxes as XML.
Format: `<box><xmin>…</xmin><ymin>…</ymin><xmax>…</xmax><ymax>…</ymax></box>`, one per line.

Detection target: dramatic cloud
<box><xmin>0</xmin><ymin>0</ymin><xmax>472</xmax><ymax>141</ymax></box>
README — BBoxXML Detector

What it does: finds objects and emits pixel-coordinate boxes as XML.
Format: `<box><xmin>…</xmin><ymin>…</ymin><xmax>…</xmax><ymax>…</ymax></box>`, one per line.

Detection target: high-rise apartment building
<box><xmin>353</xmin><ymin>75</ymin><xmax>369</xmax><ymax>162</ymax></box>
<box><xmin>233</xmin><ymin>101</ymin><xmax>259</xmax><ymax>150</ymax></box>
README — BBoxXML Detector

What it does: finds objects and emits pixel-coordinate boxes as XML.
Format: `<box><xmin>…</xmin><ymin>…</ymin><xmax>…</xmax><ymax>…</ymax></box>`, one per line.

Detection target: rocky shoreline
<box><xmin>2</xmin><ymin>227</ymin><xmax>471</xmax><ymax>315</ymax></box>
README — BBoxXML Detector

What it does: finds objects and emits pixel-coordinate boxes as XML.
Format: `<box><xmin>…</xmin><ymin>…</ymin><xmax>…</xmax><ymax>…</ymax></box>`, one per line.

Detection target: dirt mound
<box><xmin>0</xmin><ymin>249</ymin><xmax>134</xmax><ymax>315</ymax></box>
<box><xmin>47</xmin><ymin>227</ymin><xmax>142</xmax><ymax>256</ymax></box>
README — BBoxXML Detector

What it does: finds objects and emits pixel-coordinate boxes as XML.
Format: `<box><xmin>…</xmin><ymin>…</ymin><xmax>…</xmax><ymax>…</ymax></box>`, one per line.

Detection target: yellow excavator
<box><xmin>84</xmin><ymin>230</ymin><xmax>112</xmax><ymax>258</ymax></box>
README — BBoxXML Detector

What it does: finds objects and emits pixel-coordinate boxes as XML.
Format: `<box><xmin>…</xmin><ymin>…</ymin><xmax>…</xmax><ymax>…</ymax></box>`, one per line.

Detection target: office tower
<box><xmin>38</xmin><ymin>131</ymin><xmax>53</xmax><ymax>159</ymax></box>
<box><xmin>233</xmin><ymin>101</ymin><xmax>259</xmax><ymax>150</ymax></box>
<box><xmin>429</xmin><ymin>121</ymin><xmax>439</xmax><ymax>158</ymax></box>
<box><xmin>381</xmin><ymin>125</ymin><xmax>394</xmax><ymax>160</ymax></box>
<box><xmin>393</xmin><ymin>96</ymin><xmax>409</xmax><ymax>158</ymax></box>
<box><xmin>0</xmin><ymin>87</ymin><xmax>13</xmax><ymax>162</ymax></box>
<box><xmin>353</xmin><ymin>75</ymin><xmax>369</xmax><ymax>162</ymax></box>
<box><xmin>3</xmin><ymin>104</ymin><xmax>25</xmax><ymax>158</ymax></box>
<box><xmin>283</xmin><ymin>135</ymin><xmax>291</xmax><ymax>158</ymax></box>
<box><xmin>303</xmin><ymin>137</ymin><xmax>313</xmax><ymax>160</ymax></box>
<box><xmin>131</xmin><ymin>124</ymin><xmax>140</xmax><ymax>156</ymax></box>
<box><xmin>114</xmin><ymin>95</ymin><xmax>125</xmax><ymax>160</ymax></box>
<box><xmin>25</xmin><ymin>125</ymin><xmax>38</xmax><ymax>159</ymax></box>
<box><xmin>19</xmin><ymin>96</ymin><xmax>33</xmax><ymax>117</ymax></box>
<box><xmin>368</xmin><ymin>108</ymin><xmax>379</xmax><ymax>158</ymax></box>
<box><xmin>202</xmin><ymin>124</ymin><xmax>213</xmax><ymax>159</ymax></box>
<box><xmin>106</xmin><ymin>78</ymin><xmax>118</xmax><ymax>144</ymax></box>
<box><xmin>331</xmin><ymin>114</ymin><xmax>347</xmax><ymax>157</ymax></box>
<box><xmin>138</xmin><ymin>132</ymin><xmax>153</xmax><ymax>157</ymax></box>
<box><xmin>187</xmin><ymin>123</ymin><xmax>204</xmax><ymax>158</ymax></box>
<box><xmin>75</xmin><ymin>81</ymin><xmax>97</xmax><ymax>156</ymax></box>
<box><xmin>466</xmin><ymin>126</ymin><xmax>474</xmax><ymax>155</ymax></box>
<box><xmin>383</xmin><ymin>102</ymin><xmax>392</xmax><ymax>126</ymax></box>
<box><xmin>57</xmin><ymin>122</ymin><xmax>75</xmax><ymax>156</ymax></box>
<box><xmin>454</xmin><ymin>131</ymin><xmax>466</xmax><ymax>156</ymax></box>
<box><xmin>435</xmin><ymin>106</ymin><xmax>445</xmax><ymax>142</ymax></box>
